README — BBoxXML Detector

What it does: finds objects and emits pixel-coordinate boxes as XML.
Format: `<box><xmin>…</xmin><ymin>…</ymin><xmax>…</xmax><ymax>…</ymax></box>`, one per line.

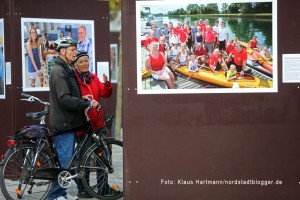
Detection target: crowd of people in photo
<box><xmin>143</xmin><ymin>18</ymin><xmax>273</xmax><ymax>88</ymax></box>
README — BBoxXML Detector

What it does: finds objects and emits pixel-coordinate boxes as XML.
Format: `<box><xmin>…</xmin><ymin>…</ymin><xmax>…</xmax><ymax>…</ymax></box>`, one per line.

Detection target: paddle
<box><xmin>232</xmin><ymin>81</ymin><xmax>240</xmax><ymax>88</ymax></box>
<box><xmin>187</xmin><ymin>71</ymin><xmax>197</xmax><ymax>80</ymax></box>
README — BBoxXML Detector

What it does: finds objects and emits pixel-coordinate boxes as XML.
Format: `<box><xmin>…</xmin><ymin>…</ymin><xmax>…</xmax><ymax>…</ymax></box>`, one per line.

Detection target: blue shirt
<box><xmin>77</xmin><ymin>37</ymin><xmax>93</xmax><ymax>72</ymax></box>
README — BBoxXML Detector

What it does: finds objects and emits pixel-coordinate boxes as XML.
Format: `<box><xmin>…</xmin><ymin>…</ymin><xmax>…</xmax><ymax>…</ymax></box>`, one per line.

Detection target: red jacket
<box><xmin>75</xmin><ymin>70</ymin><xmax>112</xmax><ymax>134</ymax></box>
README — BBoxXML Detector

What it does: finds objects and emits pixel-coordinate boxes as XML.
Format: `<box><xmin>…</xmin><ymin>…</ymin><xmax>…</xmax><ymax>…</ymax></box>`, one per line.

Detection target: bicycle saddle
<box><xmin>26</xmin><ymin>110</ymin><xmax>49</xmax><ymax>120</ymax></box>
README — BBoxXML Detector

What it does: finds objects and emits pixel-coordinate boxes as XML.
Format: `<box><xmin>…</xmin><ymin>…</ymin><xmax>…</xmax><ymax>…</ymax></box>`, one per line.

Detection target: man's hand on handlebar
<box><xmin>90</xmin><ymin>99</ymin><xmax>99</xmax><ymax>108</ymax></box>
<box><xmin>82</xmin><ymin>94</ymin><xmax>94</xmax><ymax>100</ymax></box>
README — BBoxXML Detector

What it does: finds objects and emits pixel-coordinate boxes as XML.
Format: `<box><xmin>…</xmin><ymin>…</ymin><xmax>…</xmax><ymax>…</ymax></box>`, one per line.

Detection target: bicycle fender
<box><xmin>0</xmin><ymin>147</ymin><xmax>15</xmax><ymax>165</ymax></box>
<box><xmin>104</xmin><ymin>137</ymin><xmax>117</xmax><ymax>142</ymax></box>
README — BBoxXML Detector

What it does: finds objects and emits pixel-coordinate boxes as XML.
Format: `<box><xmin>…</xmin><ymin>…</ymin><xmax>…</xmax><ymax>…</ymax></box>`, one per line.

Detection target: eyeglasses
<box><xmin>67</xmin><ymin>48</ymin><xmax>77</xmax><ymax>52</ymax></box>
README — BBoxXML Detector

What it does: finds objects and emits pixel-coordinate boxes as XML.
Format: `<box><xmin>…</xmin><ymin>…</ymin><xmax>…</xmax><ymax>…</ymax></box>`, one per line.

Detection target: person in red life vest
<box><xmin>197</xmin><ymin>19</ymin><xmax>206</xmax><ymax>32</ymax></box>
<box><xmin>145</xmin><ymin>42</ymin><xmax>175</xmax><ymax>89</ymax></box>
<box><xmin>168</xmin><ymin>22</ymin><xmax>175</xmax><ymax>34</ymax></box>
<box><xmin>203</xmin><ymin>25</ymin><xmax>215</xmax><ymax>55</ymax></box>
<box><xmin>73</xmin><ymin>51</ymin><xmax>115</xmax><ymax>198</ymax></box>
<box><xmin>248</xmin><ymin>35</ymin><xmax>261</xmax><ymax>50</ymax></box>
<box><xmin>209</xmin><ymin>48</ymin><xmax>227</xmax><ymax>74</ymax></box>
<box><xmin>193</xmin><ymin>42</ymin><xmax>207</xmax><ymax>64</ymax></box>
<box><xmin>144</xmin><ymin>31</ymin><xmax>159</xmax><ymax>52</ymax></box>
<box><xmin>194</xmin><ymin>42</ymin><xmax>207</xmax><ymax>56</ymax></box>
<box><xmin>226</xmin><ymin>43</ymin><xmax>248</xmax><ymax>76</ymax></box>
<box><xmin>203</xmin><ymin>19</ymin><xmax>213</xmax><ymax>32</ymax></box>
<box><xmin>178</xmin><ymin>24</ymin><xmax>188</xmax><ymax>44</ymax></box>
<box><xmin>226</xmin><ymin>39</ymin><xmax>235</xmax><ymax>55</ymax></box>
<box><xmin>158</xmin><ymin>36</ymin><xmax>169</xmax><ymax>59</ymax></box>
<box><xmin>175</xmin><ymin>22</ymin><xmax>181</xmax><ymax>34</ymax></box>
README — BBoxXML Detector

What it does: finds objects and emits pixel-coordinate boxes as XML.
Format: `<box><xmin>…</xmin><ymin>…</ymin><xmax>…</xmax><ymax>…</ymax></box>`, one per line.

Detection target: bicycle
<box><xmin>0</xmin><ymin>93</ymin><xmax>123</xmax><ymax>200</ymax></box>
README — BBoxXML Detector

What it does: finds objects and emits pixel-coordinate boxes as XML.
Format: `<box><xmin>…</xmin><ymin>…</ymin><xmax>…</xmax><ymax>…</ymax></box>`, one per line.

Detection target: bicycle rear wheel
<box><xmin>0</xmin><ymin>143</ymin><xmax>54</xmax><ymax>200</ymax></box>
<box><xmin>81</xmin><ymin>139</ymin><xmax>123</xmax><ymax>200</ymax></box>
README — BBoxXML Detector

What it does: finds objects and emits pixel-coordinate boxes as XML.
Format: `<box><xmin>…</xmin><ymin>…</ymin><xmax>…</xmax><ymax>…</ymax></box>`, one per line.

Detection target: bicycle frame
<box><xmin>2</xmin><ymin>93</ymin><xmax>118</xmax><ymax>191</ymax></box>
<box><xmin>33</xmin><ymin>122</ymin><xmax>114</xmax><ymax>183</ymax></box>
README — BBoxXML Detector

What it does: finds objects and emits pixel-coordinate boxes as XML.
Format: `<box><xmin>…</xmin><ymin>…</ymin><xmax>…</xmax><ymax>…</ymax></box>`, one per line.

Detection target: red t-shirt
<box><xmin>249</xmin><ymin>40</ymin><xmax>258</xmax><ymax>48</ymax></box>
<box><xmin>232</xmin><ymin>48</ymin><xmax>247</xmax><ymax>66</ymax></box>
<box><xmin>149</xmin><ymin>53</ymin><xmax>165</xmax><ymax>71</ymax></box>
<box><xmin>175</xmin><ymin>26</ymin><xmax>181</xmax><ymax>34</ymax></box>
<box><xmin>158</xmin><ymin>44</ymin><xmax>168</xmax><ymax>54</ymax></box>
<box><xmin>178</xmin><ymin>29</ymin><xmax>187</xmax><ymax>43</ymax></box>
<box><xmin>226</xmin><ymin>44</ymin><xmax>234</xmax><ymax>54</ymax></box>
<box><xmin>194</xmin><ymin>47</ymin><xmax>207</xmax><ymax>57</ymax></box>
<box><xmin>209</xmin><ymin>54</ymin><xmax>222</xmax><ymax>67</ymax></box>
<box><xmin>204</xmin><ymin>31</ymin><xmax>215</xmax><ymax>43</ymax></box>
<box><xmin>144</xmin><ymin>37</ymin><xmax>159</xmax><ymax>49</ymax></box>
<box><xmin>169</xmin><ymin>27</ymin><xmax>175</xmax><ymax>34</ymax></box>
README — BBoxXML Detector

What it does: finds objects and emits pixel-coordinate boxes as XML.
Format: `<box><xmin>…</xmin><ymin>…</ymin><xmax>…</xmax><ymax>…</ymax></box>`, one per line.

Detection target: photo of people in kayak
<box><xmin>137</xmin><ymin>0</ymin><xmax>277</xmax><ymax>94</ymax></box>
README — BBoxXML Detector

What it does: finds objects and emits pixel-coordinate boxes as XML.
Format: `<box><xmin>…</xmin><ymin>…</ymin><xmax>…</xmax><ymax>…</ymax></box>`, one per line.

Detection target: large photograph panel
<box><xmin>21</xmin><ymin>18</ymin><xmax>95</xmax><ymax>92</ymax></box>
<box><xmin>136</xmin><ymin>0</ymin><xmax>277</xmax><ymax>94</ymax></box>
<box><xmin>0</xmin><ymin>18</ymin><xmax>5</xmax><ymax>99</ymax></box>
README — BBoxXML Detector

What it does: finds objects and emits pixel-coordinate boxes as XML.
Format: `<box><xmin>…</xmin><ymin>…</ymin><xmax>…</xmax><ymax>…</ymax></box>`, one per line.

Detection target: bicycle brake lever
<box><xmin>96</xmin><ymin>105</ymin><xmax>102</xmax><ymax>111</ymax></box>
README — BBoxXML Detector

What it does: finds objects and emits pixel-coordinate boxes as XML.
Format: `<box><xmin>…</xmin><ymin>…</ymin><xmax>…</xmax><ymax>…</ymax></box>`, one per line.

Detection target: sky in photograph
<box><xmin>141</xmin><ymin>3</ymin><xmax>223</xmax><ymax>14</ymax></box>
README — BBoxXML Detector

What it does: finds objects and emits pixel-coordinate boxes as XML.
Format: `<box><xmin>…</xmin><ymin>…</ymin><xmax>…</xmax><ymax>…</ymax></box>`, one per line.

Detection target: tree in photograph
<box><xmin>186</xmin><ymin>4</ymin><xmax>201</xmax><ymax>15</ymax></box>
<box><xmin>221</xmin><ymin>3</ymin><xmax>229</xmax><ymax>14</ymax></box>
<box><xmin>227</xmin><ymin>3</ymin><xmax>240</xmax><ymax>13</ymax></box>
<box><xmin>199</xmin><ymin>4</ymin><xmax>205</xmax><ymax>14</ymax></box>
<box><xmin>238</xmin><ymin>3</ymin><xmax>253</xmax><ymax>14</ymax></box>
<box><xmin>252</xmin><ymin>2</ymin><xmax>272</xmax><ymax>13</ymax></box>
<box><xmin>206</xmin><ymin>3</ymin><xmax>219</xmax><ymax>14</ymax></box>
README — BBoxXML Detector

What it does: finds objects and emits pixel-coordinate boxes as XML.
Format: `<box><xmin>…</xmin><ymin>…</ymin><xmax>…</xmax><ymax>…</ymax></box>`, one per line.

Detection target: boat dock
<box><xmin>142</xmin><ymin>72</ymin><xmax>223</xmax><ymax>90</ymax></box>
<box><xmin>140</xmin><ymin>47</ymin><xmax>273</xmax><ymax>90</ymax></box>
<box><xmin>142</xmin><ymin>66</ymin><xmax>272</xmax><ymax>90</ymax></box>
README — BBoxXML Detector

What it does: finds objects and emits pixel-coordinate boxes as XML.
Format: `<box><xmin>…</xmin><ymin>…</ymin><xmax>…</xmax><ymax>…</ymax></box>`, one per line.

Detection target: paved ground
<box><xmin>0</xmin><ymin>181</ymin><xmax>123</xmax><ymax>200</ymax></box>
<box><xmin>0</xmin><ymin>144</ymin><xmax>123</xmax><ymax>200</ymax></box>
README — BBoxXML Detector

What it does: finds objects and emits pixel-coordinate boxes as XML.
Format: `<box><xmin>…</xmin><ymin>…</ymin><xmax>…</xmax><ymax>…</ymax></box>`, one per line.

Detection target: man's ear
<box><xmin>60</xmin><ymin>48</ymin><xmax>66</xmax><ymax>55</ymax></box>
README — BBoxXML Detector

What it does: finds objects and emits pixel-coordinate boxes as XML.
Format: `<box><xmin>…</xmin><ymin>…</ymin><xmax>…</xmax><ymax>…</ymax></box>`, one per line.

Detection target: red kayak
<box><xmin>247</xmin><ymin>49</ymin><xmax>273</xmax><ymax>73</ymax></box>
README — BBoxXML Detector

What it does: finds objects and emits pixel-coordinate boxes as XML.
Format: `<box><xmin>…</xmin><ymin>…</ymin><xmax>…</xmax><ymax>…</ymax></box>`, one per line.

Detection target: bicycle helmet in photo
<box><xmin>54</xmin><ymin>36</ymin><xmax>77</xmax><ymax>52</ymax></box>
<box><xmin>74</xmin><ymin>51</ymin><xmax>89</xmax><ymax>64</ymax></box>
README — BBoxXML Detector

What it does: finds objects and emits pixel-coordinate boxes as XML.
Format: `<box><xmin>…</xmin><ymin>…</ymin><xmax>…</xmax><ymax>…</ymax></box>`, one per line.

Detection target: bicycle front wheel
<box><xmin>0</xmin><ymin>143</ymin><xmax>54</xmax><ymax>200</ymax></box>
<box><xmin>81</xmin><ymin>139</ymin><xmax>123</xmax><ymax>200</ymax></box>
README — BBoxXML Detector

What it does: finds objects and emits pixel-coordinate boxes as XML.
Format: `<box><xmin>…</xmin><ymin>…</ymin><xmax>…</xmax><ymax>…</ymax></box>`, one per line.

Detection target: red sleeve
<box><xmin>144</xmin><ymin>38</ymin><xmax>150</xmax><ymax>48</ymax></box>
<box><xmin>231</xmin><ymin>48</ymin><xmax>236</xmax><ymax>56</ymax></box>
<box><xmin>96</xmin><ymin>78</ymin><xmax>112</xmax><ymax>98</ymax></box>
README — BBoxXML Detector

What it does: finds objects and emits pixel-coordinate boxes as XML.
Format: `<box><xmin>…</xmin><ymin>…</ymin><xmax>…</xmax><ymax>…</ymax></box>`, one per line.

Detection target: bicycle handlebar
<box><xmin>21</xmin><ymin>93</ymin><xmax>50</xmax><ymax>106</ymax></box>
<box><xmin>85</xmin><ymin>105</ymin><xmax>102</xmax><ymax>121</ymax></box>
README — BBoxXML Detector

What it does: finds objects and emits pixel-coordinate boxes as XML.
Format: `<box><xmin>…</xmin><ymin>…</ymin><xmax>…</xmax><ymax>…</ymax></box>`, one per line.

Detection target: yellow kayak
<box><xmin>142</xmin><ymin>69</ymin><xmax>151</xmax><ymax>79</ymax></box>
<box><xmin>175</xmin><ymin>66</ymin><xmax>273</xmax><ymax>88</ymax></box>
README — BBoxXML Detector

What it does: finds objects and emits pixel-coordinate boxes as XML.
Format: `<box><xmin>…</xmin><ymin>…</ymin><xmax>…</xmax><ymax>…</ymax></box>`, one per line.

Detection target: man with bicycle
<box><xmin>48</xmin><ymin>36</ymin><xmax>98</xmax><ymax>200</ymax></box>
